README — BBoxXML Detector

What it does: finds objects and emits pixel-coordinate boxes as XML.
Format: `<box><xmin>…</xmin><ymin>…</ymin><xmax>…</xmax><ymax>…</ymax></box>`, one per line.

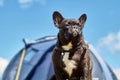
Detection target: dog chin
<box><xmin>73</xmin><ymin>32</ymin><xmax>78</xmax><ymax>37</ymax></box>
<box><xmin>73</xmin><ymin>30</ymin><xmax>82</xmax><ymax>37</ymax></box>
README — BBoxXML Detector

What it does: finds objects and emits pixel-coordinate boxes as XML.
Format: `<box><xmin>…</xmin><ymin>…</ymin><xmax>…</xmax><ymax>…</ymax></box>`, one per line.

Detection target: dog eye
<box><xmin>64</xmin><ymin>24</ymin><xmax>70</xmax><ymax>26</ymax></box>
<box><xmin>68</xmin><ymin>22</ymin><xmax>71</xmax><ymax>25</ymax></box>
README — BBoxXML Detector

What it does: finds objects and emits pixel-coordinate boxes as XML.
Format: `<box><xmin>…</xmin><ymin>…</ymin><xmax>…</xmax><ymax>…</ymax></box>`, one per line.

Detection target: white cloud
<box><xmin>97</xmin><ymin>31</ymin><xmax>120</xmax><ymax>54</ymax></box>
<box><xmin>0</xmin><ymin>58</ymin><xmax>9</xmax><ymax>79</ymax></box>
<box><xmin>114</xmin><ymin>69</ymin><xmax>120</xmax><ymax>80</ymax></box>
<box><xmin>18</xmin><ymin>0</ymin><xmax>47</xmax><ymax>8</ymax></box>
<box><xmin>18</xmin><ymin>0</ymin><xmax>33</xmax><ymax>8</ymax></box>
<box><xmin>35</xmin><ymin>0</ymin><xmax>47</xmax><ymax>5</ymax></box>
<box><xmin>0</xmin><ymin>0</ymin><xmax>4</xmax><ymax>7</ymax></box>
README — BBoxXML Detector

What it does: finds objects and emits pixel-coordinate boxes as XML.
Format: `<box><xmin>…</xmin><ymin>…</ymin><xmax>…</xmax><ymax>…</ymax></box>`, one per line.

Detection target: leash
<box><xmin>60</xmin><ymin>43</ymin><xmax>88</xmax><ymax>59</ymax></box>
<box><xmin>79</xmin><ymin>45</ymin><xmax>88</xmax><ymax>65</ymax></box>
<box><xmin>15</xmin><ymin>48</ymin><xmax>26</xmax><ymax>80</ymax></box>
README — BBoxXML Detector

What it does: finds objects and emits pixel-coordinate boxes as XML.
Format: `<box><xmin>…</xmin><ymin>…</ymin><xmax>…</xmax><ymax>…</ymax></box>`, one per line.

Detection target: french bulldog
<box><xmin>50</xmin><ymin>11</ymin><xmax>92</xmax><ymax>80</ymax></box>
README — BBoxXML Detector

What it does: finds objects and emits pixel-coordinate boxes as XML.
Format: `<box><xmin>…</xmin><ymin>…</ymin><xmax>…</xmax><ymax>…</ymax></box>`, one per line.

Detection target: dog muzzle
<box><xmin>72</xmin><ymin>26</ymin><xmax>81</xmax><ymax>37</ymax></box>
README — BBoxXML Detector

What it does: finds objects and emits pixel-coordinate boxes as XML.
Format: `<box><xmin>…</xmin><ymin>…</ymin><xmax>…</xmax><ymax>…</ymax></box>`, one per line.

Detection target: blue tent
<box><xmin>2</xmin><ymin>36</ymin><xmax>117</xmax><ymax>80</ymax></box>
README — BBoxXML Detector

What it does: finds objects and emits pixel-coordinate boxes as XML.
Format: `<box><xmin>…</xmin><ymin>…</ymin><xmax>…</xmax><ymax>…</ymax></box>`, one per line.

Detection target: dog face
<box><xmin>53</xmin><ymin>11</ymin><xmax>87</xmax><ymax>40</ymax></box>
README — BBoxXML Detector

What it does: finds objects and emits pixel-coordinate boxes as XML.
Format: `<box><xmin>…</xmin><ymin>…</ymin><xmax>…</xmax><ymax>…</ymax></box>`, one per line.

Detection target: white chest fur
<box><xmin>62</xmin><ymin>52</ymin><xmax>77</xmax><ymax>76</ymax></box>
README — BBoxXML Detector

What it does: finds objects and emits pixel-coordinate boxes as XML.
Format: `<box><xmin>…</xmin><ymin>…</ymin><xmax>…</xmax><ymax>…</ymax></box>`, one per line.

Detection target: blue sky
<box><xmin>0</xmin><ymin>0</ymin><xmax>120</xmax><ymax>69</ymax></box>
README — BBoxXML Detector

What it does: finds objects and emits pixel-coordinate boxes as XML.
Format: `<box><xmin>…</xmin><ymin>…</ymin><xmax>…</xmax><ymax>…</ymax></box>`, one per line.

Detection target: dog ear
<box><xmin>53</xmin><ymin>11</ymin><xmax>64</xmax><ymax>28</ymax></box>
<box><xmin>79</xmin><ymin>14</ymin><xmax>87</xmax><ymax>26</ymax></box>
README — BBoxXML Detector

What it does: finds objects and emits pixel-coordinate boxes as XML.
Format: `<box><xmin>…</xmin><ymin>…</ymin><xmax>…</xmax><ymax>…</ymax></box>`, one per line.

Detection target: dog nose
<box><xmin>73</xmin><ymin>26</ymin><xmax>79</xmax><ymax>32</ymax></box>
<box><xmin>72</xmin><ymin>26</ymin><xmax>81</xmax><ymax>37</ymax></box>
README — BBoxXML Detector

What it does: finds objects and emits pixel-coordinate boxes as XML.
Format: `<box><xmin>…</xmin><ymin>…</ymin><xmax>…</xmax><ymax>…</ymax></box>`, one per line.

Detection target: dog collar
<box><xmin>61</xmin><ymin>43</ymin><xmax>88</xmax><ymax>58</ymax></box>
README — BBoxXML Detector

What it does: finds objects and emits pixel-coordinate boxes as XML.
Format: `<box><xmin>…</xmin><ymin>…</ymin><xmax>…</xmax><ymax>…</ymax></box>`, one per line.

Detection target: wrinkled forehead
<box><xmin>62</xmin><ymin>19</ymin><xmax>79</xmax><ymax>24</ymax></box>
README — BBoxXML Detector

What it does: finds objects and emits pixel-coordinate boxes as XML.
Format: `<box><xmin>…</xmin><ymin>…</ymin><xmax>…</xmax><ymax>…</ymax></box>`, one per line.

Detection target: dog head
<box><xmin>53</xmin><ymin>11</ymin><xmax>87</xmax><ymax>40</ymax></box>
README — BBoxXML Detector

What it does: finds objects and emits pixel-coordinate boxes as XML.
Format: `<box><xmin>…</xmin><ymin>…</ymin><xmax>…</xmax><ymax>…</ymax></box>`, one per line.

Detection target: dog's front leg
<box><xmin>50</xmin><ymin>67</ymin><xmax>64</xmax><ymax>80</ymax></box>
<box><xmin>84</xmin><ymin>59</ymin><xmax>92</xmax><ymax>80</ymax></box>
<box><xmin>82</xmin><ymin>62</ymin><xmax>92</xmax><ymax>80</ymax></box>
<box><xmin>50</xmin><ymin>74</ymin><xmax>56</xmax><ymax>80</ymax></box>
<box><xmin>89</xmin><ymin>60</ymin><xmax>92</xmax><ymax>80</ymax></box>
<box><xmin>83</xmin><ymin>63</ymin><xmax>90</xmax><ymax>80</ymax></box>
<box><xmin>54</xmin><ymin>66</ymin><xmax>66</xmax><ymax>80</ymax></box>
<box><xmin>52</xmin><ymin>49</ymin><xmax>65</xmax><ymax>80</ymax></box>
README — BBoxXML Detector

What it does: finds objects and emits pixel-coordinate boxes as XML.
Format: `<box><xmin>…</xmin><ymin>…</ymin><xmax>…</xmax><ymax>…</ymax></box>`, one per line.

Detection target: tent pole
<box><xmin>15</xmin><ymin>48</ymin><xmax>26</xmax><ymax>80</ymax></box>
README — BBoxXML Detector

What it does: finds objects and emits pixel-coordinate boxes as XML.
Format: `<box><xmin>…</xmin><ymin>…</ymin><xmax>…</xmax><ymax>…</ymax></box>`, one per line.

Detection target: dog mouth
<box><xmin>73</xmin><ymin>32</ymin><xmax>78</xmax><ymax>37</ymax></box>
<box><xmin>72</xmin><ymin>31</ymin><xmax>81</xmax><ymax>37</ymax></box>
<box><xmin>64</xmin><ymin>31</ymin><xmax>81</xmax><ymax>38</ymax></box>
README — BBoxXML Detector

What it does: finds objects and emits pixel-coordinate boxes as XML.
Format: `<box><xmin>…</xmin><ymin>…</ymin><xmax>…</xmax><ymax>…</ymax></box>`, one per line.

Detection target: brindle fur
<box><xmin>50</xmin><ymin>11</ymin><xmax>92</xmax><ymax>80</ymax></box>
